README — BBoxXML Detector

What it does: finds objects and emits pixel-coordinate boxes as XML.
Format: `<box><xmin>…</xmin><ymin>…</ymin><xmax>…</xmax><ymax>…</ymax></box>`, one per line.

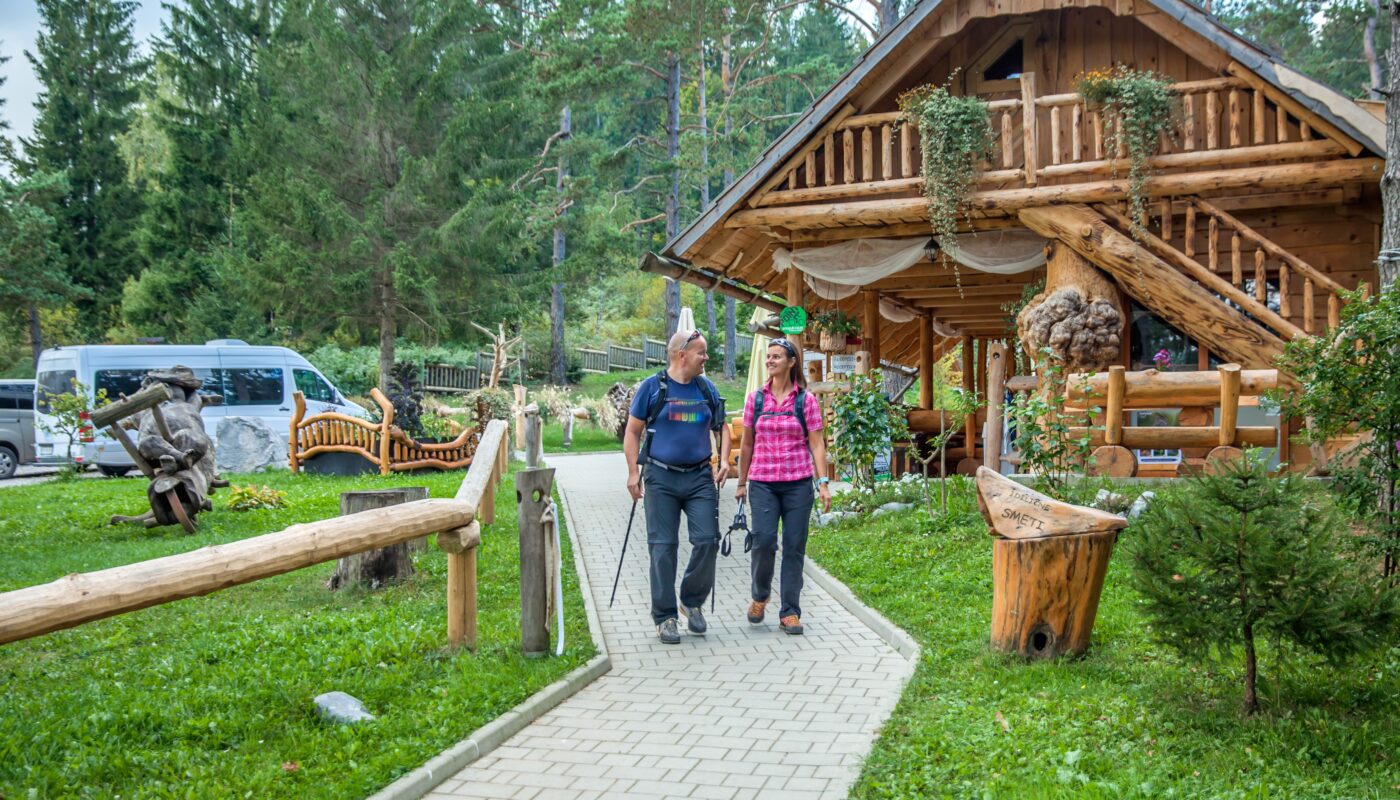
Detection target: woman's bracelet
<box><xmin>817</xmin><ymin>477</ymin><xmax>830</xmax><ymax>485</ymax></box>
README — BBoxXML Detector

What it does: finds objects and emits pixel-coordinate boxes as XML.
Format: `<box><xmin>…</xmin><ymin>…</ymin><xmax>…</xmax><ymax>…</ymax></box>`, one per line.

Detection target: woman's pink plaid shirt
<box><xmin>743</xmin><ymin>381</ymin><xmax>823</xmax><ymax>483</ymax></box>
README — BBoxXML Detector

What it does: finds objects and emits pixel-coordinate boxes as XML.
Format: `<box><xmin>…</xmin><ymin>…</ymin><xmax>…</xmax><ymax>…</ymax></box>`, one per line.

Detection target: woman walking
<box><xmin>735</xmin><ymin>339</ymin><xmax>831</xmax><ymax>635</ymax></box>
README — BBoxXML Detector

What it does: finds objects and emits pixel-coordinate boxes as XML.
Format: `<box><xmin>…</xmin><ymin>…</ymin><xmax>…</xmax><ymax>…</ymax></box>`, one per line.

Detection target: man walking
<box><xmin>623</xmin><ymin>330</ymin><xmax>731</xmax><ymax>644</ymax></box>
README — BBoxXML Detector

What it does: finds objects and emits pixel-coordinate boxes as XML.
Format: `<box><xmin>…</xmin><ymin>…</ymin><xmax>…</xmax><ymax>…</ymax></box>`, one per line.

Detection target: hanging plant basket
<box><xmin>1075</xmin><ymin>65</ymin><xmax>1178</xmax><ymax>236</ymax></box>
<box><xmin>897</xmin><ymin>75</ymin><xmax>994</xmax><ymax>270</ymax></box>
<box><xmin>819</xmin><ymin>331</ymin><xmax>848</xmax><ymax>352</ymax></box>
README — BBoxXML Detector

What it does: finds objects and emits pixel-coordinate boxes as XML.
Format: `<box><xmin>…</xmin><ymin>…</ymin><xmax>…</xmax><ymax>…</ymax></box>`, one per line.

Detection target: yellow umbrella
<box><xmin>745</xmin><ymin>307</ymin><xmax>772</xmax><ymax>398</ymax></box>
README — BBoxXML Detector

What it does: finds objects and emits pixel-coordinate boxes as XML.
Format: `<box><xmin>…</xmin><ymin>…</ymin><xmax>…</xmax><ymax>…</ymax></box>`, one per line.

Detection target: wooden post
<box><xmin>1218</xmin><ymin>363</ymin><xmax>1241</xmax><ymax>447</ymax></box>
<box><xmin>516</xmin><ymin>467</ymin><xmax>556</xmax><ymax>657</ymax></box>
<box><xmin>440</xmin><ymin>521</ymin><xmax>481</xmax><ymax>650</ymax></box>
<box><xmin>961</xmin><ymin>336</ymin><xmax>975</xmax><ymax>451</ymax></box>
<box><xmin>377</xmin><ymin>390</ymin><xmax>395</xmax><ymax>476</ymax></box>
<box><xmin>329</xmin><ymin>489</ymin><xmax>429</xmax><ymax>589</ymax></box>
<box><xmin>786</xmin><ymin>265</ymin><xmax>805</xmax><ymax>352</ymax></box>
<box><xmin>513</xmin><ymin>384</ymin><xmax>527</xmax><ymax>450</ymax></box>
<box><xmin>524</xmin><ymin>404</ymin><xmax>542</xmax><ymax>467</ymax></box>
<box><xmin>919</xmin><ymin>313</ymin><xmax>933</xmax><ymax>409</ymax></box>
<box><xmin>862</xmin><ymin>290</ymin><xmax>881</xmax><ymax>378</ymax></box>
<box><xmin>1020</xmin><ymin>72</ymin><xmax>1038</xmax><ymax>187</ymax></box>
<box><xmin>985</xmin><ymin>342</ymin><xmax>1007</xmax><ymax>470</ymax></box>
<box><xmin>1104</xmin><ymin>366</ymin><xmax>1126</xmax><ymax>446</ymax></box>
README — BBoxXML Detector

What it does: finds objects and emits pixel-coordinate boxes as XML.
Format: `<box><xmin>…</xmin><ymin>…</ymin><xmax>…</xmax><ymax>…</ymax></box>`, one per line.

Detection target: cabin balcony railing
<box><xmin>754</xmin><ymin>73</ymin><xmax>1347</xmax><ymax>208</ymax></box>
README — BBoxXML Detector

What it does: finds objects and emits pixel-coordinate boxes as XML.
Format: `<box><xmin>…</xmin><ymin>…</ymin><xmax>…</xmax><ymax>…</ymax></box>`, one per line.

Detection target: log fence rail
<box><xmin>0</xmin><ymin>419</ymin><xmax>511</xmax><ymax>650</ymax></box>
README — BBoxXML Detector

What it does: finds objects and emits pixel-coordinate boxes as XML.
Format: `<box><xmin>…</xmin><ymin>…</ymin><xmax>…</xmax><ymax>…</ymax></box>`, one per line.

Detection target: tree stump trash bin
<box><xmin>976</xmin><ymin>467</ymin><xmax>1128</xmax><ymax>658</ymax></box>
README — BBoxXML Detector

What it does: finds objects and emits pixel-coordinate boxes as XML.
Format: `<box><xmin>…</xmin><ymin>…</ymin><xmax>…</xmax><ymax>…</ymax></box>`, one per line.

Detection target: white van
<box><xmin>33</xmin><ymin>340</ymin><xmax>366</xmax><ymax>475</ymax></box>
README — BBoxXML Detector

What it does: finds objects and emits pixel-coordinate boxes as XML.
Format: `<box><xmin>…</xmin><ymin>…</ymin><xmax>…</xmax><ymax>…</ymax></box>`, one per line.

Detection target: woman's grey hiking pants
<box><xmin>748</xmin><ymin>478</ymin><xmax>814</xmax><ymax>619</ymax></box>
<box><xmin>643</xmin><ymin>465</ymin><xmax>719</xmax><ymax>625</ymax></box>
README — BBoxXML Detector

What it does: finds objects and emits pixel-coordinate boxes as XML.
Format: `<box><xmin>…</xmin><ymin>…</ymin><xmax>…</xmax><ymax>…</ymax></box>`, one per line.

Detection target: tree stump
<box><xmin>328</xmin><ymin>488</ymin><xmax>429</xmax><ymax>590</ymax></box>
<box><xmin>977</xmin><ymin>467</ymin><xmax>1128</xmax><ymax>659</ymax></box>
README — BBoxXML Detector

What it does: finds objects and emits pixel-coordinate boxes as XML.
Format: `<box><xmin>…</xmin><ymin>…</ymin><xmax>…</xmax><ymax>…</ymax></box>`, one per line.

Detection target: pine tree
<box><xmin>1124</xmin><ymin>455</ymin><xmax>1400</xmax><ymax>714</ymax></box>
<box><xmin>23</xmin><ymin>0</ymin><xmax>147</xmax><ymax>337</ymax></box>
<box><xmin>235</xmin><ymin>0</ymin><xmax>536</xmax><ymax>390</ymax></box>
<box><xmin>120</xmin><ymin>0</ymin><xmax>277</xmax><ymax>342</ymax></box>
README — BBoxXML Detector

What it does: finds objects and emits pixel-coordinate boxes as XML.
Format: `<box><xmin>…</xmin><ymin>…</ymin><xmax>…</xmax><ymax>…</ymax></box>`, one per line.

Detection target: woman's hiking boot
<box><xmin>779</xmin><ymin>615</ymin><xmax>804</xmax><ymax>635</ymax></box>
<box><xmin>656</xmin><ymin>617</ymin><xmax>681</xmax><ymax>644</ymax></box>
<box><xmin>747</xmin><ymin>599</ymin><xmax>768</xmax><ymax>624</ymax></box>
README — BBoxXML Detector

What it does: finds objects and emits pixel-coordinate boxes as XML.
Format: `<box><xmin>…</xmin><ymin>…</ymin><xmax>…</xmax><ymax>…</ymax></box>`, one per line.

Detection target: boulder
<box><xmin>216</xmin><ymin>416</ymin><xmax>288</xmax><ymax>473</ymax></box>
<box><xmin>872</xmin><ymin>502</ymin><xmax>915</xmax><ymax>517</ymax></box>
<box><xmin>816</xmin><ymin>510</ymin><xmax>861</xmax><ymax>527</ymax></box>
<box><xmin>313</xmin><ymin>691</ymin><xmax>375</xmax><ymax>724</ymax></box>
<box><xmin>1127</xmin><ymin>491</ymin><xmax>1156</xmax><ymax>520</ymax></box>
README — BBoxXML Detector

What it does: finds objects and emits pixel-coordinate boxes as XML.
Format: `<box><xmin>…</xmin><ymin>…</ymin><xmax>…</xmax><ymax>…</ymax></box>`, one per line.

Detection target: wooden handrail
<box><xmin>0</xmin><ymin>419</ymin><xmax>512</xmax><ymax>649</ymax></box>
<box><xmin>1189</xmin><ymin>197</ymin><xmax>1348</xmax><ymax>296</ymax></box>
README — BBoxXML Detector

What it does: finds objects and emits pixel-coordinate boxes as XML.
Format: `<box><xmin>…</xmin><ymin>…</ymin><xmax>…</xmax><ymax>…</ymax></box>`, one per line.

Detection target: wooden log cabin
<box><xmin>645</xmin><ymin>0</ymin><xmax>1384</xmax><ymax>476</ymax></box>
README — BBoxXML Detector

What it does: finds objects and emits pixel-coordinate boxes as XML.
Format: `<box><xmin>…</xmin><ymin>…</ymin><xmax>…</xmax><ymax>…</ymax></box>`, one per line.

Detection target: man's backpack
<box><xmin>639</xmin><ymin>369</ymin><xmax>725</xmax><ymax>463</ymax></box>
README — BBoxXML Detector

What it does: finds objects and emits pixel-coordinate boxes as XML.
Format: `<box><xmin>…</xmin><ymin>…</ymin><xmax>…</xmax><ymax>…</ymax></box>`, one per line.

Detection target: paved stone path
<box><xmin>427</xmin><ymin>452</ymin><xmax>913</xmax><ymax>800</ymax></box>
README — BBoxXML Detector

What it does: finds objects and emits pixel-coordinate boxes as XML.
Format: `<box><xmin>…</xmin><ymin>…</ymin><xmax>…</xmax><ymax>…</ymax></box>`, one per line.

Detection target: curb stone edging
<box><xmin>368</xmin><ymin>455</ymin><xmax>612</xmax><ymax>800</ymax></box>
<box><xmin>803</xmin><ymin>558</ymin><xmax>921</xmax><ymax>662</ymax></box>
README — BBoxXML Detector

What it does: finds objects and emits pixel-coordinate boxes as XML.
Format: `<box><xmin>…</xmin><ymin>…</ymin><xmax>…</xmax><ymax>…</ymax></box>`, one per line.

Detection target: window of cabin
<box><xmin>965</xmin><ymin>22</ymin><xmax>1033</xmax><ymax>95</ymax></box>
<box><xmin>983</xmin><ymin>40</ymin><xmax>1023</xmax><ymax>82</ymax></box>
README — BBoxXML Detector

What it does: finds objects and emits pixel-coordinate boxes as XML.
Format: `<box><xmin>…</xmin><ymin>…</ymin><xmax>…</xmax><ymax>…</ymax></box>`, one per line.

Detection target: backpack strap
<box><xmin>639</xmin><ymin>370</ymin><xmax>669</xmax><ymax>463</ymax></box>
<box><xmin>793</xmin><ymin>388</ymin><xmax>808</xmax><ymax>435</ymax></box>
<box><xmin>698</xmin><ymin>376</ymin><xmax>725</xmax><ymax>431</ymax></box>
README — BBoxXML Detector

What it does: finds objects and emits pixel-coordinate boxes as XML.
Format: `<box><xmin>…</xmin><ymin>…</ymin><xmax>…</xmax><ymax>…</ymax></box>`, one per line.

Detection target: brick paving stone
<box><xmin>424</xmin><ymin>453</ymin><xmax>913</xmax><ymax>800</ymax></box>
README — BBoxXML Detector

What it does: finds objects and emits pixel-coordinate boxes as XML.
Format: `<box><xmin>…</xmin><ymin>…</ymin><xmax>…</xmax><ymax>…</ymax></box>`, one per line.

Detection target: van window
<box><xmin>97</xmin><ymin>368</ymin><xmax>224</xmax><ymax>404</ymax></box>
<box><xmin>224</xmin><ymin>368</ymin><xmax>284</xmax><ymax>406</ymax></box>
<box><xmin>36</xmin><ymin>370</ymin><xmax>77</xmax><ymax>413</ymax></box>
<box><xmin>294</xmin><ymin>369</ymin><xmax>337</xmax><ymax>403</ymax></box>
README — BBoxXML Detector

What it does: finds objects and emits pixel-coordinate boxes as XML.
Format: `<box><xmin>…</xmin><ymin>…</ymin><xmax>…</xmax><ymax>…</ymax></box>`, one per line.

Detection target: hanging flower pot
<box><xmin>819</xmin><ymin>331</ymin><xmax>848</xmax><ymax>352</ymax></box>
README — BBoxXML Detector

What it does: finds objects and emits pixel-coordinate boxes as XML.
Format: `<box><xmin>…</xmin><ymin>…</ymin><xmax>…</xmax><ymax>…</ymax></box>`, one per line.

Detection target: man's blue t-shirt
<box><xmin>629</xmin><ymin>374</ymin><xmax>718</xmax><ymax>466</ymax></box>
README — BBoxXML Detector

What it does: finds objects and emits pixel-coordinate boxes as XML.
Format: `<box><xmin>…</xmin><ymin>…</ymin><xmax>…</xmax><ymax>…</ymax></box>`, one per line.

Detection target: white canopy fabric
<box><xmin>936</xmin><ymin>229</ymin><xmax>1048</xmax><ymax>275</ymax></box>
<box><xmin>772</xmin><ymin>231</ymin><xmax>1046</xmax><ymax>320</ymax></box>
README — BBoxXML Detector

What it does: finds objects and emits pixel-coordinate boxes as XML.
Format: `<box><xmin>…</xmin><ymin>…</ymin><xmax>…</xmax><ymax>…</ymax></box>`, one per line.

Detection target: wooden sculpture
<box><xmin>977</xmin><ymin>467</ymin><xmax>1128</xmax><ymax>658</ymax></box>
<box><xmin>100</xmin><ymin>367</ymin><xmax>226</xmax><ymax>533</ymax></box>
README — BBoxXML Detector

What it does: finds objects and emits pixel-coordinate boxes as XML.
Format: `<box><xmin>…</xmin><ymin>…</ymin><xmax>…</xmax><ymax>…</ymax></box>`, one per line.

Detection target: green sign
<box><xmin>779</xmin><ymin>305</ymin><xmax>807</xmax><ymax>335</ymax></box>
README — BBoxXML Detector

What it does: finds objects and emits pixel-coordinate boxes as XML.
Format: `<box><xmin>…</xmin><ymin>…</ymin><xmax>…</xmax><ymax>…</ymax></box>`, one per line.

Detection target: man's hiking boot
<box><xmin>656</xmin><ymin>617</ymin><xmax>681</xmax><ymax>644</ymax></box>
<box><xmin>680</xmin><ymin>605</ymin><xmax>707</xmax><ymax>635</ymax></box>
<box><xmin>779</xmin><ymin>615</ymin><xmax>804</xmax><ymax>635</ymax></box>
<box><xmin>747</xmin><ymin>599</ymin><xmax>767</xmax><ymax>624</ymax></box>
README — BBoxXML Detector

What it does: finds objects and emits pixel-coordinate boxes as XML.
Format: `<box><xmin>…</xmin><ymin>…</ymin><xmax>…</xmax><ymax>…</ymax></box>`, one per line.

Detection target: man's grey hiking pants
<box><xmin>643</xmin><ymin>463</ymin><xmax>720</xmax><ymax>625</ymax></box>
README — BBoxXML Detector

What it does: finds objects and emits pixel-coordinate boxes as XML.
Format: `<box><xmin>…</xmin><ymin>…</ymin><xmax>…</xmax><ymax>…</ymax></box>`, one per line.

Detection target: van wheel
<box><xmin>0</xmin><ymin>446</ymin><xmax>16</xmax><ymax>480</ymax></box>
<box><xmin>98</xmin><ymin>465</ymin><xmax>132</xmax><ymax>478</ymax></box>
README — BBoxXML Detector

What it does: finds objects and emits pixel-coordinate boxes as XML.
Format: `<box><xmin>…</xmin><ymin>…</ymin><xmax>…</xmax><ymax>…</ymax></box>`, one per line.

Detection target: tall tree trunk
<box><xmin>664</xmin><ymin>52</ymin><xmax>682</xmax><ymax>339</ymax></box>
<box><xmin>1366</xmin><ymin>0</ymin><xmax>1384</xmax><ymax>101</ymax></box>
<box><xmin>551</xmin><ymin>106</ymin><xmax>571</xmax><ymax>385</ymax></box>
<box><xmin>1242</xmin><ymin>621</ymin><xmax>1258</xmax><ymax>714</ymax></box>
<box><xmin>699</xmin><ymin>40</ymin><xmax>717</xmax><ymax>346</ymax></box>
<box><xmin>877</xmin><ymin>0</ymin><xmax>900</xmax><ymax>34</ymax></box>
<box><xmin>28</xmin><ymin>302</ymin><xmax>43</xmax><ymax>369</ymax></box>
<box><xmin>722</xmin><ymin>28</ymin><xmax>738</xmax><ymax>379</ymax></box>
<box><xmin>378</xmin><ymin>264</ymin><xmax>396</xmax><ymax>395</ymax></box>
<box><xmin>1383</xmin><ymin>1</ymin><xmax>1400</xmax><ymax>289</ymax></box>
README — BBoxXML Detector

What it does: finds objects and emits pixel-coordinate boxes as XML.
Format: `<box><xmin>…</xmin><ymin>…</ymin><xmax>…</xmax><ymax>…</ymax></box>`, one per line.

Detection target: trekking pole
<box><xmin>609</xmin><ymin>492</ymin><xmax>640</xmax><ymax>608</ymax></box>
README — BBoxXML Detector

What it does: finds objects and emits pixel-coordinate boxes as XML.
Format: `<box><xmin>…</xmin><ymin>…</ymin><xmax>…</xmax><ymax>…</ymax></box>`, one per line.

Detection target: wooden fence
<box><xmin>289</xmin><ymin>388</ymin><xmax>484</xmax><ymax>475</ymax></box>
<box><xmin>414</xmin><ymin>334</ymin><xmax>756</xmax><ymax>383</ymax></box>
<box><xmin>0</xmin><ymin>419</ymin><xmax>511</xmax><ymax>650</ymax></box>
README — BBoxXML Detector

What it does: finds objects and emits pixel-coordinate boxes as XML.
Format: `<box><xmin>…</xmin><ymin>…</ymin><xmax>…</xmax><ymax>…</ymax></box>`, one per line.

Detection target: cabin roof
<box><xmin>662</xmin><ymin>0</ymin><xmax>1385</xmax><ymax>263</ymax></box>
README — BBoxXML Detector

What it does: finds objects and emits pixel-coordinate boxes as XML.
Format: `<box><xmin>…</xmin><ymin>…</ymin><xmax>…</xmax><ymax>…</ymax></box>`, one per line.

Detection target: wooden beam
<box><xmin>919</xmin><ymin>313</ymin><xmax>933</xmax><ymax>409</ymax></box>
<box><xmin>1018</xmin><ymin>205</ymin><xmax>1287</xmax><ymax>369</ymax></box>
<box><xmin>641</xmin><ymin>252</ymin><xmax>785</xmax><ymax>313</ymax></box>
<box><xmin>863</xmin><ymin>290</ymin><xmax>882</xmax><ymax>369</ymax></box>
<box><xmin>726</xmin><ymin>160</ymin><xmax>1383</xmax><ymax>230</ymax></box>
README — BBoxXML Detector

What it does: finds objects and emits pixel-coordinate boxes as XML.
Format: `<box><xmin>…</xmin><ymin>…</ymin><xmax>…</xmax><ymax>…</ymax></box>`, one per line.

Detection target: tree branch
<box><xmin>620</xmin><ymin>213</ymin><xmax>666</xmax><ymax>232</ymax></box>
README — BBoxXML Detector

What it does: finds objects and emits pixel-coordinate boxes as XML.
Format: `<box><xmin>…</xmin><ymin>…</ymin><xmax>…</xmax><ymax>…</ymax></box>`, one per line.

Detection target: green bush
<box><xmin>1123</xmin><ymin>454</ymin><xmax>1400</xmax><ymax>714</ymax></box>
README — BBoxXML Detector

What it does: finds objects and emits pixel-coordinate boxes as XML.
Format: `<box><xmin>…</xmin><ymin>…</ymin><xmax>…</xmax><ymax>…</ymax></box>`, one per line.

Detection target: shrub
<box><xmin>466</xmin><ymin>387</ymin><xmax>513</xmax><ymax>425</ymax></box>
<box><xmin>1123</xmin><ymin>454</ymin><xmax>1400</xmax><ymax>714</ymax></box>
<box><xmin>226</xmin><ymin>484</ymin><xmax>289</xmax><ymax>511</ymax></box>
<box><xmin>829</xmin><ymin>375</ymin><xmax>909</xmax><ymax>493</ymax></box>
<box><xmin>1275</xmin><ymin>285</ymin><xmax>1400</xmax><ymax>577</ymax></box>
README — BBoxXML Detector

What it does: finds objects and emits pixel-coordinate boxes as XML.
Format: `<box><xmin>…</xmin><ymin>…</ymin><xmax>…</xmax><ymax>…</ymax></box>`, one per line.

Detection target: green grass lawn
<box><xmin>807</xmin><ymin>479</ymin><xmax>1400</xmax><ymax>799</ymax></box>
<box><xmin>0</xmin><ymin>467</ymin><xmax>595</xmax><ymax>799</ymax></box>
